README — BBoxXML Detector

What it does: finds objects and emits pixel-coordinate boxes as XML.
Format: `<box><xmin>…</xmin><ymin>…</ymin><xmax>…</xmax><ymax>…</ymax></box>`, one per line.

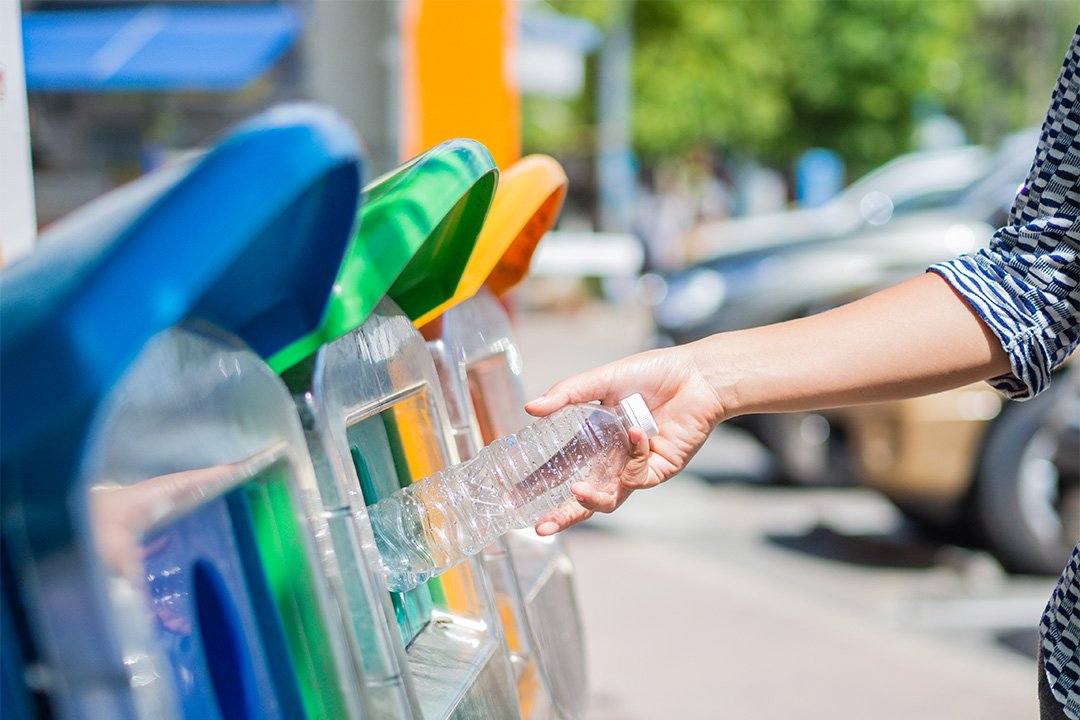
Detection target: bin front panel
<box><xmin>136</xmin><ymin>485</ymin><xmax>277</xmax><ymax>720</ymax></box>
<box><xmin>80</xmin><ymin>326</ymin><xmax>359</xmax><ymax>719</ymax></box>
<box><xmin>312</xmin><ymin>297</ymin><xmax>520</xmax><ymax>718</ymax></box>
<box><xmin>426</xmin><ymin>338</ymin><xmax>546</xmax><ymax>716</ymax></box>
<box><xmin>347</xmin><ymin>404</ymin><xmax>438</xmax><ymax>646</ymax></box>
<box><xmin>289</xmin><ymin>388</ymin><xmax>415</xmax><ymax>719</ymax></box>
<box><xmin>439</xmin><ymin>287</ymin><xmax>588</xmax><ymax>719</ymax></box>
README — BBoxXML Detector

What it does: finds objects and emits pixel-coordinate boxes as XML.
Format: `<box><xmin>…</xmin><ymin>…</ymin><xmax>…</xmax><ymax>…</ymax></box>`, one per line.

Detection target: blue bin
<box><xmin>0</xmin><ymin>103</ymin><xmax>362</xmax><ymax>719</ymax></box>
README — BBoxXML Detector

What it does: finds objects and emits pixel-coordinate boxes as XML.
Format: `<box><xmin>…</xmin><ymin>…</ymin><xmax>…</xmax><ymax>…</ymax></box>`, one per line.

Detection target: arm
<box><xmin>527</xmin><ymin>272</ymin><xmax>1010</xmax><ymax>534</ymax></box>
<box><xmin>697</xmin><ymin>272</ymin><xmax>1011</xmax><ymax>419</ymax></box>
<box><xmin>529</xmin><ymin>26</ymin><xmax>1078</xmax><ymax>535</ymax></box>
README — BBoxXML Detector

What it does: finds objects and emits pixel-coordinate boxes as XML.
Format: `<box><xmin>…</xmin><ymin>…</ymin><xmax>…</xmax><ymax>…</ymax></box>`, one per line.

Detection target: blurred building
<box><xmin>21</xmin><ymin>0</ymin><xmax>604</xmax><ymax>229</ymax></box>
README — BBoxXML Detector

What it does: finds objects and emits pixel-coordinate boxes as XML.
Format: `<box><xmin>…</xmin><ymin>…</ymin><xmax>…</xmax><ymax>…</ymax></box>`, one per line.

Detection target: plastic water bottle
<box><xmin>369</xmin><ymin>394</ymin><xmax>659</xmax><ymax>591</ymax></box>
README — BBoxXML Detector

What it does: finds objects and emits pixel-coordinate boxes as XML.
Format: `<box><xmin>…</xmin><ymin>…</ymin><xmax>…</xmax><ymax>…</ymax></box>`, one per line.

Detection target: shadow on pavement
<box><xmin>996</xmin><ymin>627</ymin><xmax>1040</xmax><ymax>660</ymax></box>
<box><xmin>765</xmin><ymin>523</ymin><xmax>957</xmax><ymax>570</ymax></box>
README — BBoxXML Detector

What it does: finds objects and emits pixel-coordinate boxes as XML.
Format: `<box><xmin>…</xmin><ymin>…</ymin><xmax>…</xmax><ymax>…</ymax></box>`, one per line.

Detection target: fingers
<box><xmin>620</xmin><ymin>427</ymin><xmax>654</xmax><ymax>489</ymax></box>
<box><xmin>525</xmin><ymin>367</ymin><xmax>617</xmax><ymax>417</ymax></box>
<box><xmin>532</xmin><ymin>431</ymin><xmax>652</xmax><ymax>534</ymax></box>
<box><xmin>569</xmin><ymin>482</ymin><xmax>623</xmax><ymax>514</ymax></box>
<box><xmin>535</xmin><ymin>501</ymin><xmax>593</xmax><ymax>535</ymax></box>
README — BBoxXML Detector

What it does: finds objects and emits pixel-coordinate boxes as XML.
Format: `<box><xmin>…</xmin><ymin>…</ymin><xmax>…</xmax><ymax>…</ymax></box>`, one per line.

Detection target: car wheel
<box><xmin>753</xmin><ymin>412</ymin><xmax>853</xmax><ymax>486</ymax></box>
<box><xmin>973</xmin><ymin>373</ymin><xmax>1080</xmax><ymax>575</ymax></box>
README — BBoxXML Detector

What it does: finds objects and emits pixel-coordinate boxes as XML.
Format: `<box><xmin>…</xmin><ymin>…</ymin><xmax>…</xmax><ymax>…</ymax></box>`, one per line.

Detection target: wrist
<box><xmin>684</xmin><ymin>335</ymin><xmax>745</xmax><ymax>424</ymax></box>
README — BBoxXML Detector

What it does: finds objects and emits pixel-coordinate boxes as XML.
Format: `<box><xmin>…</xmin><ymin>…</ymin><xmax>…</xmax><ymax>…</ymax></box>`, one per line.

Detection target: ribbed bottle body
<box><xmin>369</xmin><ymin>404</ymin><xmax>633</xmax><ymax>591</ymax></box>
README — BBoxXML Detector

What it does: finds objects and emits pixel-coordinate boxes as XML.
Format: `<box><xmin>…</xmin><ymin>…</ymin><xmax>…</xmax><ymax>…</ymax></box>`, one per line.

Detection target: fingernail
<box><xmin>537</xmin><ymin>522</ymin><xmax>558</xmax><ymax>535</ymax></box>
<box><xmin>527</xmin><ymin>395</ymin><xmax>546</xmax><ymax>406</ymax></box>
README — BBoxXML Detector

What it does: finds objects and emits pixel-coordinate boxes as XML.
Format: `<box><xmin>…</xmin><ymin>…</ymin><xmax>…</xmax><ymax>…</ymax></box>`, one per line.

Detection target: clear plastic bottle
<box><xmin>369</xmin><ymin>394</ymin><xmax>659</xmax><ymax>591</ymax></box>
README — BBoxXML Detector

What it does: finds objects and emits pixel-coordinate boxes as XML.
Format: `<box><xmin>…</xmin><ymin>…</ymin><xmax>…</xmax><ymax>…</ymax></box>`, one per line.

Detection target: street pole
<box><xmin>596</xmin><ymin>2</ymin><xmax>634</xmax><ymax>233</ymax></box>
<box><xmin>0</xmin><ymin>0</ymin><xmax>37</xmax><ymax>265</ymax></box>
<box><xmin>302</xmin><ymin>0</ymin><xmax>402</xmax><ymax>176</ymax></box>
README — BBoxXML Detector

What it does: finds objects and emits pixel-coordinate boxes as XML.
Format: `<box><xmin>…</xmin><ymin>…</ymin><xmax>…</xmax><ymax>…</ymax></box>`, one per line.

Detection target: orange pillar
<box><xmin>401</xmin><ymin>0</ymin><xmax>520</xmax><ymax>169</ymax></box>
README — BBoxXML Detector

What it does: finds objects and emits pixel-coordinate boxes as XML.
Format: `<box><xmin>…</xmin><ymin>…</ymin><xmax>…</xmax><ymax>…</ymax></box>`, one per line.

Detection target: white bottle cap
<box><xmin>619</xmin><ymin>393</ymin><xmax>659</xmax><ymax>438</ymax></box>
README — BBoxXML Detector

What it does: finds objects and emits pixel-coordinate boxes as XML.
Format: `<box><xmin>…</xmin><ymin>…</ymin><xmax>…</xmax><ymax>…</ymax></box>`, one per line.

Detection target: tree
<box><xmin>539</xmin><ymin>0</ymin><xmax>1075</xmax><ymax>178</ymax></box>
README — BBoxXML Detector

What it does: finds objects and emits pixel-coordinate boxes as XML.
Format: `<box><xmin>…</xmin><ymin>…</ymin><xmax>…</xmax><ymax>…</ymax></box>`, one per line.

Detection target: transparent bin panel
<box><xmin>78</xmin><ymin>326</ymin><xmax>363</xmax><ymax>719</ymax></box>
<box><xmin>300</xmin><ymin>297</ymin><xmax>520</xmax><ymax>719</ymax></box>
<box><xmin>438</xmin><ymin>286</ymin><xmax>588</xmax><ymax>720</ymax></box>
<box><xmin>427</xmin><ymin>340</ymin><xmax>545</xmax><ymax>712</ymax></box>
<box><xmin>291</xmin><ymin>393</ymin><xmax>416</xmax><ymax>720</ymax></box>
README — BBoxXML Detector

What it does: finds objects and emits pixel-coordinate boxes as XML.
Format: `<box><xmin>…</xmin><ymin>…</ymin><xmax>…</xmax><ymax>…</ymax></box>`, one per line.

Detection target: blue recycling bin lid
<box><xmin>0</xmin><ymin>102</ymin><xmax>362</xmax><ymax>460</ymax></box>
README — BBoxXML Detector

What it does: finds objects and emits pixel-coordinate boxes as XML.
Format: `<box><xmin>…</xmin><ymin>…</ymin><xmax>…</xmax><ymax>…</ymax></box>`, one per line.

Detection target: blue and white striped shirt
<box><xmin>930</xmin><ymin>25</ymin><xmax>1080</xmax><ymax>720</ymax></box>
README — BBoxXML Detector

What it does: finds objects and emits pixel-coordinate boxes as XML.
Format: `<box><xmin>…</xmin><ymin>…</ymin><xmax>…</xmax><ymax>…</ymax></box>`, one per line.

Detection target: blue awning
<box><xmin>22</xmin><ymin>4</ymin><xmax>303</xmax><ymax>92</ymax></box>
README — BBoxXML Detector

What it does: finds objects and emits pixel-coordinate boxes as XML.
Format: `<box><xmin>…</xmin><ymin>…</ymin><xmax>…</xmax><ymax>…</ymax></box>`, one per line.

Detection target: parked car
<box><xmin>652</xmin><ymin>209</ymin><xmax>996</xmax><ymax>345</ymax></box>
<box><xmin>840</xmin><ymin>363</ymin><xmax>1078</xmax><ymax>575</ymax></box>
<box><xmin>651</xmin><ymin>129</ymin><xmax>1037</xmax><ymax>346</ymax></box>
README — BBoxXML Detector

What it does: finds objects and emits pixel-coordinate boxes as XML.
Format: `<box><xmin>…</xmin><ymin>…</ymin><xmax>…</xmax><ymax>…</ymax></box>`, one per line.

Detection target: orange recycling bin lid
<box><xmin>412</xmin><ymin>154</ymin><xmax>567</xmax><ymax>328</ymax></box>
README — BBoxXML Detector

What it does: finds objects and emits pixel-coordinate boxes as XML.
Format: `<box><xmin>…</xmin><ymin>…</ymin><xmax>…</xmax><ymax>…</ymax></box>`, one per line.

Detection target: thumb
<box><xmin>619</xmin><ymin>426</ymin><xmax>654</xmax><ymax>489</ymax></box>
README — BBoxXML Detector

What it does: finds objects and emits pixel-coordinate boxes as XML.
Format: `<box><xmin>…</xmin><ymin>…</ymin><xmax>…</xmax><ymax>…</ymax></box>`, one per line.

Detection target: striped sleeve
<box><xmin>929</xmin><ymin>25</ymin><xmax>1080</xmax><ymax>400</ymax></box>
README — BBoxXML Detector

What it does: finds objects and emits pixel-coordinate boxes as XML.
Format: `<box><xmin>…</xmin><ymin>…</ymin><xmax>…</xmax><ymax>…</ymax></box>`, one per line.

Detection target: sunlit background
<box><xmin>4</xmin><ymin>1</ymin><xmax>1078</xmax><ymax>718</ymax></box>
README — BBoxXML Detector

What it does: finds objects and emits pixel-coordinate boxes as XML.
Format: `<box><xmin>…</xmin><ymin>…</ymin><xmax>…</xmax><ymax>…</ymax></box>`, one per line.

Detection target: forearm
<box><xmin>691</xmin><ymin>273</ymin><xmax>1012</xmax><ymax>421</ymax></box>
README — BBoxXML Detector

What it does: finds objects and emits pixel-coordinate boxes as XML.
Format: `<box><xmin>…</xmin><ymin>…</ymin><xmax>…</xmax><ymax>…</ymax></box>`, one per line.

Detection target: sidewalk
<box><xmin>567</xmin><ymin>523</ymin><xmax>1037</xmax><ymax>720</ymax></box>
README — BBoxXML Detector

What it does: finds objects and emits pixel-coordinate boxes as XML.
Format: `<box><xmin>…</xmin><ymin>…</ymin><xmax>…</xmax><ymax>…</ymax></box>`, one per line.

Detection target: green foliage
<box><xmin>539</xmin><ymin>0</ymin><xmax>1076</xmax><ymax>177</ymax></box>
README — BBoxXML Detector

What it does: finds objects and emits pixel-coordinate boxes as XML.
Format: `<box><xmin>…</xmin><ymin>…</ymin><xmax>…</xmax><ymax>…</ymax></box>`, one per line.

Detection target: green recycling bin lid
<box><xmin>269</xmin><ymin>138</ymin><xmax>497</xmax><ymax>371</ymax></box>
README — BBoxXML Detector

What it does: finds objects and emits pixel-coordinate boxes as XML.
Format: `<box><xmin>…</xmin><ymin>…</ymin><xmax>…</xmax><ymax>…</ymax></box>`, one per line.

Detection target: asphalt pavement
<box><xmin>512</xmin><ymin>297</ymin><xmax>1057</xmax><ymax>720</ymax></box>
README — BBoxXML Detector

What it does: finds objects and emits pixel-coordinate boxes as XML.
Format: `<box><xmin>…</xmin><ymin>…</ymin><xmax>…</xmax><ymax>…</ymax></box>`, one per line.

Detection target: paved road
<box><xmin>513</xmin><ymin>299</ymin><xmax>1058</xmax><ymax>720</ymax></box>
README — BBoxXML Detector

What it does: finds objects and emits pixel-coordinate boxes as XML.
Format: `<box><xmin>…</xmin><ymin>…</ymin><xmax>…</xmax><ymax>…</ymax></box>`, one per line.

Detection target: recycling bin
<box><xmin>275</xmin><ymin>139</ymin><xmax>521</xmax><ymax>718</ymax></box>
<box><xmin>425</xmin><ymin>155</ymin><xmax>588</xmax><ymax>720</ymax></box>
<box><xmin>0</xmin><ymin>104</ymin><xmax>364</xmax><ymax>719</ymax></box>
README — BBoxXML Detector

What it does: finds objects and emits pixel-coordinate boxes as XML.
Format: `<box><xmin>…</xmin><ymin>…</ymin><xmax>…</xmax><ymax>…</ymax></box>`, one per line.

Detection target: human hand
<box><xmin>524</xmin><ymin>345</ymin><xmax>724</xmax><ymax>534</ymax></box>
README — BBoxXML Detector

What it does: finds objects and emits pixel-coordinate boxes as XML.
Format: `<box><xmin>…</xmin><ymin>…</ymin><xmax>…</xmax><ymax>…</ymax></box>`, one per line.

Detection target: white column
<box><xmin>302</xmin><ymin>0</ymin><xmax>401</xmax><ymax>176</ymax></box>
<box><xmin>0</xmin><ymin>0</ymin><xmax>36</xmax><ymax>265</ymax></box>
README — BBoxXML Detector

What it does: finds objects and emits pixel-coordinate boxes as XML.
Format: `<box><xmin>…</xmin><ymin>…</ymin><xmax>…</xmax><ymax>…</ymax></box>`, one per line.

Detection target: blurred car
<box><xmin>650</xmin><ymin>128</ymin><xmax>1038</xmax><ymax>346</ymax></box>
<box><xmin>840</xmin><ymin>363</ymin><xmax>1078</xmax><ymax>575</ymax></box>
<box><xmin>652</xmin><ymin>210</ymin><xmax>996</xmax><ymax>344</ymax></box>
<box><xmin>682</xmin><ymin>143</ymin><xmax>991</xmax><ymax>263</ymax></box>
